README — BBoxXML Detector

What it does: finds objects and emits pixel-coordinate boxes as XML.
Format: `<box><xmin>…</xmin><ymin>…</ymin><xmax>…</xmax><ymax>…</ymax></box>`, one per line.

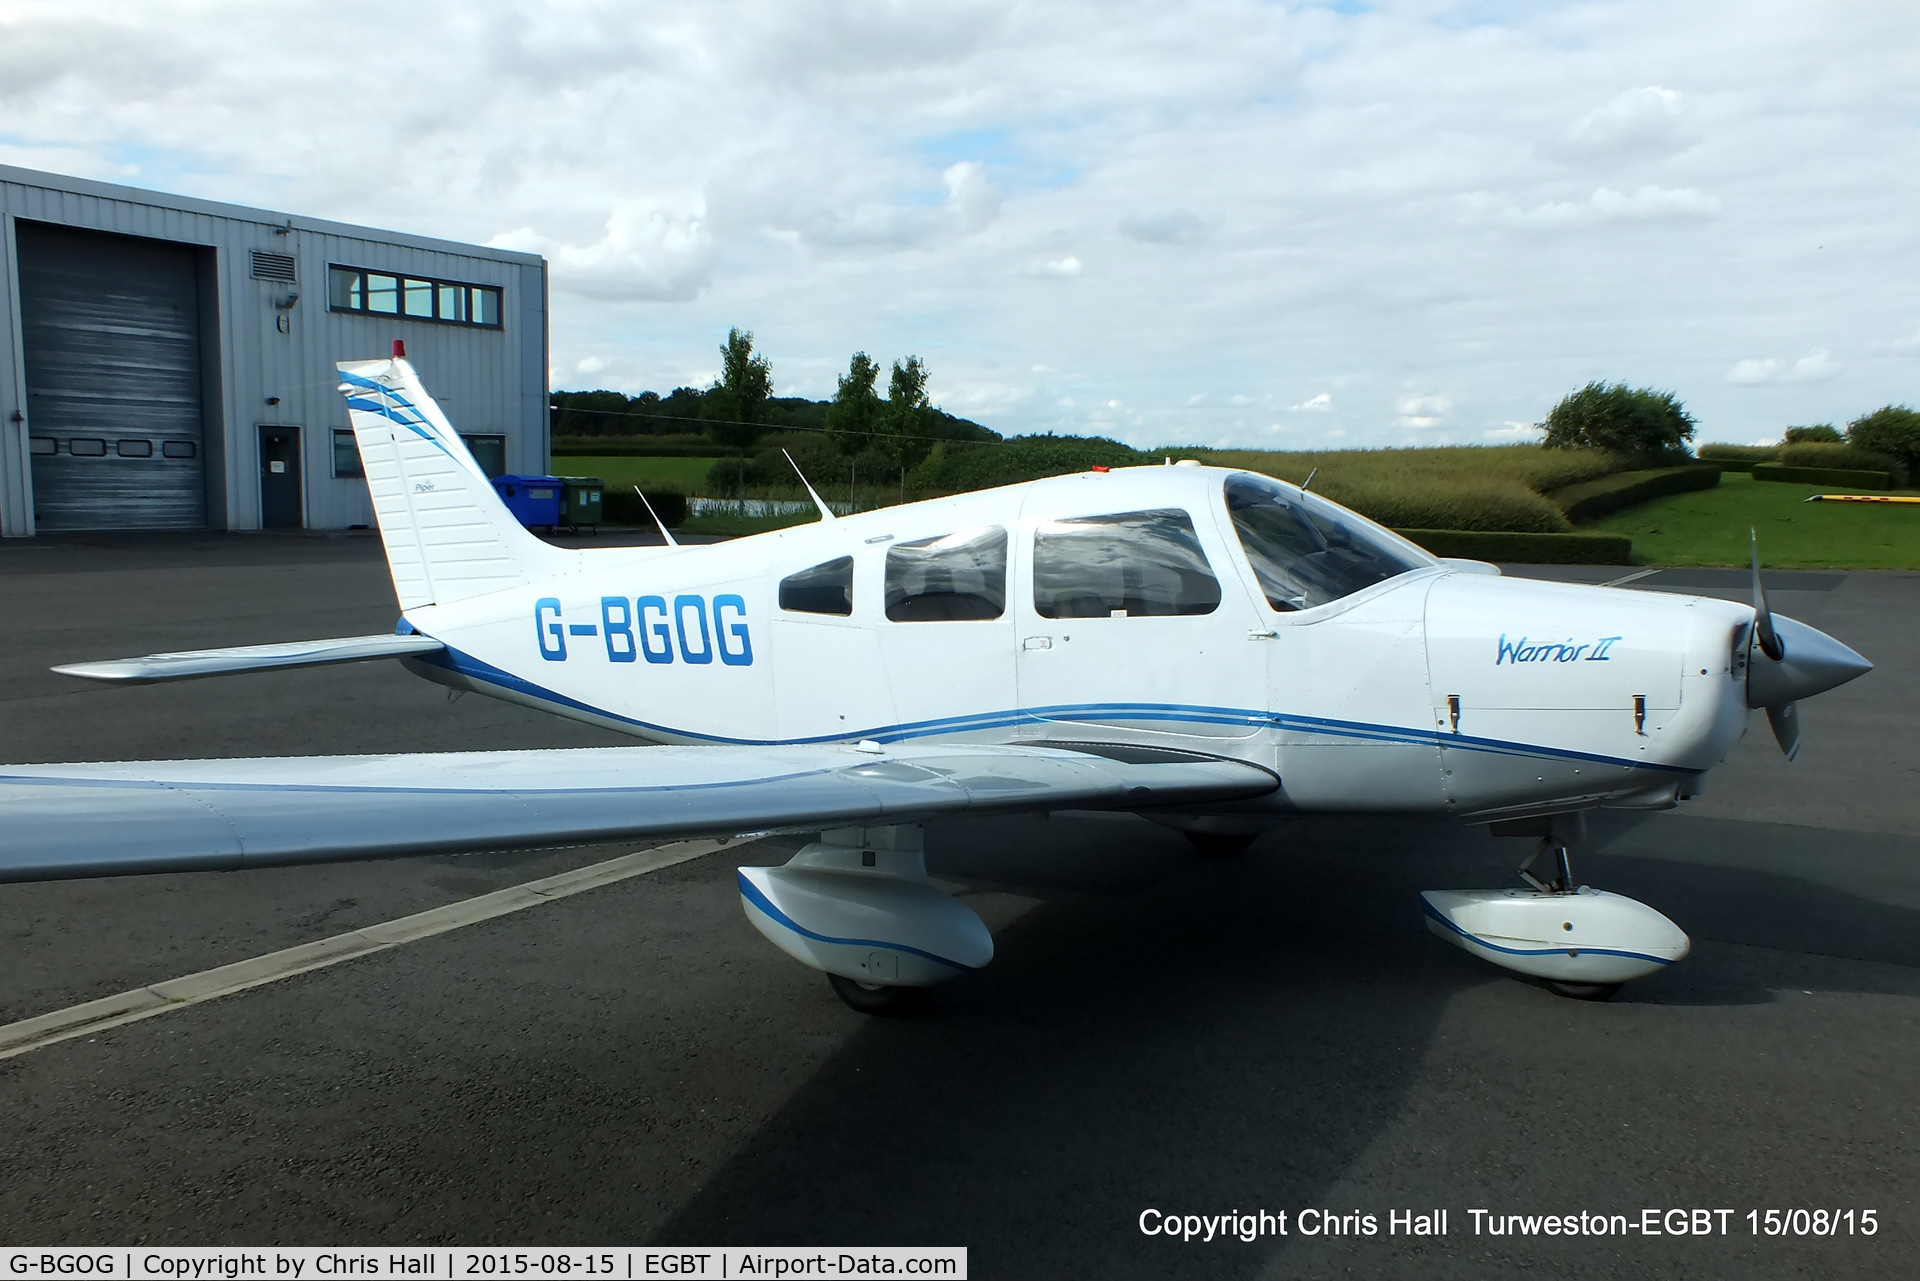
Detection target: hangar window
<box><xmin>365</xmin><ymin>273</ymin><xmax>400</xmax><ymax>314</ymax></box>
<box><xmin>162</xmin><ymin>440</ymin><xmax>197</xmax><ymax>459</ymax></box>
<box><xmin>1032</xmin><ymin>509</ymin><xmax>1220</xmax><ymax>618</ymax></box>
<box><xmin>329</xmin><ymin>266</ymin><xmax>503</xmax><ymax>329</ymax></box>
<box><xmin>69</xmin><ymin>438</ymin><xmax>106</xmax><ymax>457</ymax></box>
<box><xmin>460</xmin><ymin>434</ymin><xmax>506</xmax><ymax>478</ymax></box>
<box><xmin>1225</xmin><ymin>473</ymin><xmax>1430</xmax><ymax>612</ymax></box>
<box><xmin>885</xmin><ymin>526</ymin><xmax>1007</xmax><ymax>622</ymax></box>
<box><xmin>780</xmin><ymin>556</ymin><xmax>854</xmax><ymax>616</ymax></box>
<box><xmin>117</xmin><ymin>439</ymin><xmax>153</xmax><ymax>458</ymax></box>
<box><xmin>332</xmin><ymin>429</ymin><xmax>364</xmax><ymax>479</ymax></box>
<box><xmin>29</xmin><ymin>437</ymin><xmax>55</xmax><ymax>455</ymax></box>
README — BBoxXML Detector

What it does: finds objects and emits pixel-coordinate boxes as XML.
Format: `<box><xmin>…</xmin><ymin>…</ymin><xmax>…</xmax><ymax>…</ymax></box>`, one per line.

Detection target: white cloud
<box><xmin>1394</xmin><ymin>393</ymin><xmax>1452</xmax><ymax>428</ymax></box>
<box><xmin>1185</xmin><ymin>392</ymin><xmax>1207</xmax><ymax>405</ymax></box>
<box><xmin>1118</xmin><ymin>207</ymin><xmax>1209</xmax><ymax>244</ymax></box>
<box><xmin>1551</xmin><ymin>87</ymin><xmax>1698</xmax><ymax>164</ymax></box>
<box><xmin>1506</xmin><ymin>185</ymin><xmax>1721</xmax><ymax>228</ymax></box>
<box><xmin>1288</xmin><ymin>393</ymin><xmax>1333</xmax><ymax>412</ymax></box>
<box><xmin>943</xmin><ymin>161</ymin><xmax>1001</xmax><ymax>234</ymax></box>
<box><xmin>1726</xmin><ymin>349</ymin><xmax>1842</xmax><ymax>385</ymax></box>
<box><xmin>493</xmin><ymin>200</ymin><xmax>715</xmax><ymax>302</ymax></box>
<box><xmin>1026</xmin><ymin>255</ymin><xmax>1084</xmax><ymax>278</ymax></box>
<box><xmin>1484</xmin><ymin>421</ymin><xmax>1544</xmax><ymax>441</ymax></box>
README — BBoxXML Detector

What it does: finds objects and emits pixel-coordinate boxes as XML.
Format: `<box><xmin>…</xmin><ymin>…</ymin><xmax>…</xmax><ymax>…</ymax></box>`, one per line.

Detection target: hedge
<box><xmin>1550</xmin><ymin>465</ymin><xmax>1720</xmax><ymax>524</ymax></box>
<box><xmin>1752</xmin><ymin>463</ymin><xmax>1892</xmax><ymax>489</ymax></box>
<box><xmin>1697</xmin><ymin>444</ymin><xmax>1775</xmax><ymax>472</ymax></box>
<box><xmin>1395</xmin><ymin>529</ymin><xmax>1633</xmax><ymax>565</ymax></box>
<box><xmin>552</xmin><ymin>436</ymin><xmax>720</xmax><ymax>457</ymax></box>
<box><xmin>601</xmin><ymin>489</ymin><xmax>688</xmax><ymax>528</ymax></box>
<box><xmin>1776</xmin><ymin>441</ymin><xmax>1902</xmax><ymax>476</ymax></box>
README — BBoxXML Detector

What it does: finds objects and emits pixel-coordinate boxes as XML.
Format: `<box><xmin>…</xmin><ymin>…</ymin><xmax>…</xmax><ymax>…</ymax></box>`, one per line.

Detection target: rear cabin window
<box><xmin>885</xmin><ymin>526</ymin><xmax>1007</xmax><ymax>621</ymax></box>
<box><xmin>1032</xmin><ymin>509</ymin><xmax>1221</xmax><ymax>618</ymax></box>
<box><xmin>780</xmin><ymin>556</ymin><xmax>854</xmax><ymax>616</ymax></box>
<box><xmin>1224</xmin><ymin>473</ymin><xmax>1428</xmax><ymax>612</ymax></box>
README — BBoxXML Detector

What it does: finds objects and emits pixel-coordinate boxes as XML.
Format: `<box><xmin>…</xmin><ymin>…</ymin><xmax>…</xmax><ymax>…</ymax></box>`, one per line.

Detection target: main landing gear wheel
<box><xmin>1542</xmin><ymin>980</ymin><xmax>1623</xmax><ymax>1002</ymax></box>
<box><xmin>828</xmin><ymin>973</ymin><xmax>930</xmax><ymax>1017</ymax></box>
<box><xmin>1184</xmin><ymin>831</ymin><xmax>1257</xmax><ymax>856</ymax></box>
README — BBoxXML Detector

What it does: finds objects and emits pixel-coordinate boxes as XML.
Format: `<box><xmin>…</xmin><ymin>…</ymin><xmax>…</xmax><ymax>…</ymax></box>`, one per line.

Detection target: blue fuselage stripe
<box><xmin>420</xmin><ymin>641</ymin><xmax>1692</xmax><ymax>776</ymax></box>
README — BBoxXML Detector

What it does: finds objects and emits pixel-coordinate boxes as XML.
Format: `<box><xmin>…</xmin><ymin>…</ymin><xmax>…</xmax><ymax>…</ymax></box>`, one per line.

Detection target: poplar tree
<box><xmin>703</xmin><ymin>328</ymin><xmax>773</xmax><ymax>453</ymax></box>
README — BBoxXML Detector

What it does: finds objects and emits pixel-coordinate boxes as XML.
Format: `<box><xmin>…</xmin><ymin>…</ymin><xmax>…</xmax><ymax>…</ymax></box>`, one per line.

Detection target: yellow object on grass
<box><xmin>1803</xmin><ymin>494</ymin><xmax>1920</xmax><ymax>504</ymax></box>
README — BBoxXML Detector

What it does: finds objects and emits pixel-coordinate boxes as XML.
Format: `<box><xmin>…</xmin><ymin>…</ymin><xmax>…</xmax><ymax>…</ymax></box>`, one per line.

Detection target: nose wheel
<box><xmin>1421</xmin><ymin>834</ymin><xmax>1690</xmax><ymax>997</ymax></box>
<box><xmin>827</xmin><ymin>973</ymin><xmax>930</xmax><ymax>1017</ymax></box>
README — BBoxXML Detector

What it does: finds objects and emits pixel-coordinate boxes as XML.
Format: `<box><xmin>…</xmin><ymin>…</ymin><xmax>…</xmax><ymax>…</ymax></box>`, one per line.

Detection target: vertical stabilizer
<box><xmin>337</xmin><ymin>356</ymin><xmax>569</xmax><ymax>610</ymax></box>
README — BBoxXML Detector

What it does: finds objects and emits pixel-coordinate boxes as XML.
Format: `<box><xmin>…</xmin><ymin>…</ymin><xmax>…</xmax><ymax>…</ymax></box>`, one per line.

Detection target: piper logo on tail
<box><xmin>1496</xmin><ymin>634</ymin><xmax>1622</xmax><ymax>665</ymax></box>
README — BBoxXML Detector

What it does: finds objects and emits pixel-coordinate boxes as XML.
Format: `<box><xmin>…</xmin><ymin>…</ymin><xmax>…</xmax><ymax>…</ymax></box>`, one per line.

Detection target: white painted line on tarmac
<box><xmin>0</xmin><ymin>838</ymin><xmax>735</xmax><ymax>1062</ymax></box>
<box><xmin>1603</xmin><ymin>568</ymin><xmax>1663</xmax><ymax>588</ymax></box>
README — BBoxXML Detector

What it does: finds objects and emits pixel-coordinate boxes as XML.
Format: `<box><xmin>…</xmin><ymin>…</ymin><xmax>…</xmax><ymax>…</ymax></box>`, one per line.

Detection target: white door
<box><xmin>1014</xmin><ymin>502</ymin><xmax>1273</xmax><ymax>740</ymax></box>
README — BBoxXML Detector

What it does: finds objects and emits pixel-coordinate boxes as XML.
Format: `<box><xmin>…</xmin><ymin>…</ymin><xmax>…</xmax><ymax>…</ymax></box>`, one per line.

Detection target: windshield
<box><xmin>1224</xmin><ymin>473</ymin><xmax>1429</xmax><ymax>612</ymax></box>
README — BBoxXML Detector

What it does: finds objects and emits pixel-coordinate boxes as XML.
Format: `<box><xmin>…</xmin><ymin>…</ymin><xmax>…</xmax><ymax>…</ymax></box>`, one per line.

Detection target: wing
<box><xmin>0</xmin><ymin>743</ymin><xmax>1276</xmax><ymax>883</ymax></box>
<box><xmin>51</xmin><ymin>634</ymin><xmax>445</xmax><ymax>685</ymax></box>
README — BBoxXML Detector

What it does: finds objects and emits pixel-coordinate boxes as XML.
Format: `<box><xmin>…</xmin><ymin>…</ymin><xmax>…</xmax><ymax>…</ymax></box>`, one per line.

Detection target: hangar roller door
<box><xmin>17</xmin><ymin>222</ymin><xmax>209</xmax><ymax>530</ymax></box>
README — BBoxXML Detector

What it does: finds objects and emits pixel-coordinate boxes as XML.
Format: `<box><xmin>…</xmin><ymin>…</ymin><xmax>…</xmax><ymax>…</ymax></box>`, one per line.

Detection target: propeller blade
<box><xmin>1766</xmin><ymin>702</ymin><xmax>1801</xmax><ymax>761</ymax></box>
<box><xmin>1750</xmin><ymin>530</ymin><xmax>1784</xmax><ymax>661</ymax></box>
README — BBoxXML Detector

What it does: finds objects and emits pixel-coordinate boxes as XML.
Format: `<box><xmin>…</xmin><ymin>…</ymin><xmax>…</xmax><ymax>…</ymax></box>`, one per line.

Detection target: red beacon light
<box><xmin>1091</xmin><ymin>465</ymin><xmax>1110</xmax><ymax>473</ymax></box>
<box><xmin>391</xmin><ymin>339</ymin><xmax>406</xmax><ymax>359</ymax></box>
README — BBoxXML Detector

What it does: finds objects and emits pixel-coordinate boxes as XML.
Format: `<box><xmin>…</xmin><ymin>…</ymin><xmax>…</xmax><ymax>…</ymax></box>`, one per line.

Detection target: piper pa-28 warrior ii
<box><xmin>0</xmin><ymin>348</ymin><xmax>1873</xmax><ymax>1012</ymax></box>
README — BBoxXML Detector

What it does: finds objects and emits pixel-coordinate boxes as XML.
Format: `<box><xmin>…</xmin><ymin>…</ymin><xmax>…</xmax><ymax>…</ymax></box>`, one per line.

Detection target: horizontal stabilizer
<box><xmin>0</xmin><ymin>744</ymin><xmax>1277</xmax><ymax>882</ymax></box>
<box><xmin>51</xmin><ymin>634</ymin><xmax>447</xmax><ymax>685</ymax></box>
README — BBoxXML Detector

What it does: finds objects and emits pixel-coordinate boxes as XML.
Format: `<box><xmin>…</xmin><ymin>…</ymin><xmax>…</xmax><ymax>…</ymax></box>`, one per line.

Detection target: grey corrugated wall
<box><xmin>0</xmin><ymin>165</ymin><xmax>547</xmax><ymax>536</ymax></box>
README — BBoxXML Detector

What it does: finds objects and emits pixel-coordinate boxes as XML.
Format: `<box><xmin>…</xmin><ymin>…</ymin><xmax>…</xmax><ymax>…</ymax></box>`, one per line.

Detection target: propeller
<box><xmin>1750</xmin><ymin>530</ymin><xmax>1795</xmax><ymax>757</ymax></box>
<box><xmin>1750</xmin><ymin>530</ymin><xmax>1784</xmax><ymax>661</ymax></box>
<box><xmin>1744</xmin><ymin>530</ymin><xmax>1872</xmax><ymax>759</ymax></box>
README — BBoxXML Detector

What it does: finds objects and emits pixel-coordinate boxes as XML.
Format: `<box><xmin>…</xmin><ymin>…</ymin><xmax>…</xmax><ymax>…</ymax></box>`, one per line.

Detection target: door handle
<box><xmin>1022</xmin><ymin>636</ymin><xmax>1053</xmax><ymax>651</ymax></box>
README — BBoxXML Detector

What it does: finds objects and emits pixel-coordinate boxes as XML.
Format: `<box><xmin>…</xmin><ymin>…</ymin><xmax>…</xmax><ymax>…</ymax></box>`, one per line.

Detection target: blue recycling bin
<box><xmin>492</xmin><ymin>474</ymin><xmax>562</xmax><ymax>527</ymax></box>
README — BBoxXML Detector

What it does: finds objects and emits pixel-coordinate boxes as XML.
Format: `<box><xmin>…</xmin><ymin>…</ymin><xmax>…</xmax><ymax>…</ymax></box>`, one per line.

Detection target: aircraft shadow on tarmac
<box><xmin>653</xmin><ymin>811</ymin><xmax>1920</xmax><ymax>1278</ymax></box>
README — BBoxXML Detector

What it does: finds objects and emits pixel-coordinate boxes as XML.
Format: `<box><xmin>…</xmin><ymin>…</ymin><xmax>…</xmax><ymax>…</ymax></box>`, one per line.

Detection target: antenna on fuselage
<box><xmin>784</xmin><ymin>449</ymin><xmax>838</xmax><ymax>523</ymax></box>
<box><xmin>633</xmin><ymin>486</ymin><xmax>679</xmax><ymax>547</ymax></box>
<box><xmin>1300</xmin><ymin>467</ymin><xmax>1318</xmax><ymax>493</ymax></box>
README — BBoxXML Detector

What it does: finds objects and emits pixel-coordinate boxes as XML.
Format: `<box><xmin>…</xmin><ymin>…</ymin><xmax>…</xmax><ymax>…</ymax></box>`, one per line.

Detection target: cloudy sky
<box><xmin>2</xmin><ymin>0</ymin><xmax>1916</xmax><ymax>447</ymax></box>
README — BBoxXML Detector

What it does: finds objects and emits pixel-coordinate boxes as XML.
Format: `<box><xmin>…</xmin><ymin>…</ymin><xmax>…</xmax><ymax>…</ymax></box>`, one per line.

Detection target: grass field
<box><xmin>552</xmin><ymin>456</ymin><xmax>723</xmax><ymax>491</ymax></box>
<box><xmin>1591</xmin><ymin>471</ymin><xmax>1920</xmax><ymax>568</ymax></box>
<box><xmin>1194</xmin><ymin>444</ymin><xmax>1631</xmax><ymax>532</ymax></box>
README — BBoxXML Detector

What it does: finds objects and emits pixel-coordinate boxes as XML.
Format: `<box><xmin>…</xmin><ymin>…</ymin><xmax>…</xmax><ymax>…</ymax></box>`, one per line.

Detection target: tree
<box><xmin>1541</xmin><ymin>382</ymin><xmax>1696</xmax><ymax>457</ymax></box>
<box><xmin>702</xmin><ymin>328</ymin><xmax>773</xmax><ymax>453</ymax></box>
<box><xmin>1783</xmin><ymin>423</ymin><xmax>1842</xmax><ymax>444</ymax></box>
<box><xmin>824</xmin><ymin>352</ymin><xmax>882</xmax><ymax>456</ymax></box>
<box><xmin>877</xmin><ymin>355</ymin><xmax>938</xmax><ymax>477</ymax></box>
<box><xmin>1846</xmin><ymin>405</ymin><xmax>1920</xmax><ymax>473</ymax></box>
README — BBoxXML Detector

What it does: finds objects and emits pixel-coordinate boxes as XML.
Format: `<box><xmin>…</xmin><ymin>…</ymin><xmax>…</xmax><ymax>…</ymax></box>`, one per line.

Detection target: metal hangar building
<box><xmin>0</xmin><ymin>164</ymin><xmax>548</xmax><ymax>537</ymax></box>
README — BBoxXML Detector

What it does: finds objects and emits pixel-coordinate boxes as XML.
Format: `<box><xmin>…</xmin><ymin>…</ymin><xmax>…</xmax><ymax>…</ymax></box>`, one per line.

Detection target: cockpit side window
<box><xmin>1032</xmin><ymin>509</ymin><xmax>1221</xmax><ymax>618</ymax></box>
<box><xmin>779</xmin><ymin>556</ymin><xmax>854</xmax><ymax>616</ymax></box>
<box><xmin>885</xmin><ymin>526</ymin><xmax>1008</xmax><ymax>621</ymax></box>
<box><xmin>1224</xmin><ymin>473</ymin><xmax>1427</xmax><ymax>612</ymax></box>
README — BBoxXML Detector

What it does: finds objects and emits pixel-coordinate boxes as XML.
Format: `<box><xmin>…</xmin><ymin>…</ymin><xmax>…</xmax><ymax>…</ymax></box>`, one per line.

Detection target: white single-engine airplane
<box><xmin>0</xmin><ymin>349</ymin><xmax>1872</xmax><ymax>1012</ymax></box>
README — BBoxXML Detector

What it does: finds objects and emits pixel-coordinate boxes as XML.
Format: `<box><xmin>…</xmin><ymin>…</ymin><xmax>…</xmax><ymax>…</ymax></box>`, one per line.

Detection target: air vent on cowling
<box><xmin>250</xmin><ymin>250</ymin><xmax>297</xmax><ymax>282</ymax></box>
